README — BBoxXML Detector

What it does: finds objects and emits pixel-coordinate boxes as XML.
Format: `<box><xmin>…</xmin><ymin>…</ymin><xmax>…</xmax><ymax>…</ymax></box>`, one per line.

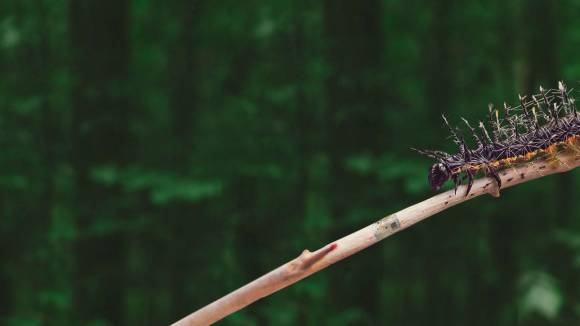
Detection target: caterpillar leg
<box><xmin>465</xmin><ymin>169</ymin><xmax>475</xmax><ymax>197</ymax></box>
<box><xmin>486</xmin><ymin>165</ymin><xmax>502</xmax><ymax>190</ymax></box>
<box><xmin>452</xmin><ymin>173</ymin><xmax>461</xmax><ymax>195</ymax></box>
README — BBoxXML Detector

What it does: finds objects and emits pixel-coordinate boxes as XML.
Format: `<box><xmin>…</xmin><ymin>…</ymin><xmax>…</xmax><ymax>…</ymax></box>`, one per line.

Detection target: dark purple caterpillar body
<box><xmin>415</xmin><ymin>81</ymin><xmax>580</xmax><ymax>196</ymax></box>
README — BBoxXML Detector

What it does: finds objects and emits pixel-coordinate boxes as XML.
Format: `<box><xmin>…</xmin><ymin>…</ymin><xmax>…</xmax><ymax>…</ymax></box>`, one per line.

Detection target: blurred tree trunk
<box><xmin>36</xmin><ymin>0</ymin><xmax>70</xmax><ymax>323</ymax></box>
<box><xmin>167</xmin><ymin>0</ymin><xmax>202</xmax><ymax>317</ymax></box>
<box><xmin>37</xmin><ymin>0</ymin><xmax>55</xmax><ymax>255</ymax></box>
<box><xmin>323</xmin><ymin>0</ymin><xmax>384</xmax><ymax>319</ymax></box>
<box><xmin>70</xmin><ymin>0</ymin><xmax>130</xmax><ymax>323</ymax></box>
<box><xmin>424</xmin><ymin>0</ymin><xmax>455</xmax><ymax>126</ymax></box>
<box><xmin>169</xmin><ymin>2</ymin><xmax>200</xmax><ymax>157</ymax></box>
<box><xmin>323</xmin><ymin>0</ymin><xmax>384</xmax><ymax>222</ymax></box>
<box><xmin>323</xmin><ymin>0</ymin><xmax>384</xmax><ymax>158</ymax></box>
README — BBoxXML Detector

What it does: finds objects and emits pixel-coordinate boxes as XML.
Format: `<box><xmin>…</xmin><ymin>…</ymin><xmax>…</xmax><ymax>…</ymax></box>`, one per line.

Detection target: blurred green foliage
<box><xmin>1</xmin><ymin>0</ymin><xmax>580</xmax><ymax>325</ymax></box>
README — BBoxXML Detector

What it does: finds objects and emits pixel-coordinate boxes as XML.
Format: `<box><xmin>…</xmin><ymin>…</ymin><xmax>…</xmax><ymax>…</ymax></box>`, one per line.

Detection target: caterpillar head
<box><xmin>428</xmin><ymin>163</ymin><xmax>451</xmax><ymax>191</ymax></box>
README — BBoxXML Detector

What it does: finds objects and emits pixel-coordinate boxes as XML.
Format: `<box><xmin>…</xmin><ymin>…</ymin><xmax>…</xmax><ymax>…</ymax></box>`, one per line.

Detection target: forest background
<box><xmin>1</xmin><ymin>0</ymin><xmax>580</xmax><ymax>325</ymax></box>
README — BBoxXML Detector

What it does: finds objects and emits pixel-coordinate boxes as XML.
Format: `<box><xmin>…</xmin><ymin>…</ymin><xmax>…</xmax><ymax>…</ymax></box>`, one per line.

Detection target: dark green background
<box><xmin>1</xmin><ymin>0</ymin><xmax>579</xmax><ymax>325</ymax></box>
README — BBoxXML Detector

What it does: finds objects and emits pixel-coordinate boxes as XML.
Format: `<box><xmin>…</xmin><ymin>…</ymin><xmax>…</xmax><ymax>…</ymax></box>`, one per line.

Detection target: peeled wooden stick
<box><xmin>172</xmin><ymin>151</ymin><xmax>580</xmax><ymax>325</ymax></box>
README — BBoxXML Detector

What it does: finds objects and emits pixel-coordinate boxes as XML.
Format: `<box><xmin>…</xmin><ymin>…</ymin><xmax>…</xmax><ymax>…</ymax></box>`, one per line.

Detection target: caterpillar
<box><xmin>415</xmin><ymin>81</ymin><xmax>580</xmax><ymax>196</ymax></box>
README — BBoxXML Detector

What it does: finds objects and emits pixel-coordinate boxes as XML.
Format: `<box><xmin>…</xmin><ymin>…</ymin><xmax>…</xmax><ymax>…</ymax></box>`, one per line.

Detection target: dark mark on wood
<box><xmin>390</xmin><ymin>219</ymin><xmax>400</xmax><ymax>230</ymax></box>
<box><xmin>374</xmin><ymin>214</ymin><xmax>401</xmax><ymax>240</ymax></box>
<box><xmin>444</xmin><ymin>201</ymin><xmax>448</xmax><ymax>205</ymax></box>
<box><xmin>520</xmin><ymin>173</ymin><xmax>525</xmax><ymax>179</ymax></box>
<box><xmin>539</xmin><ymin>165</ymin><xmax>546</xmax><ymax>170</ymax></box>
<box><xmin>507</xmin><ymin>177</ymin><xmax>513</xmax><ymax>182</ymax></box>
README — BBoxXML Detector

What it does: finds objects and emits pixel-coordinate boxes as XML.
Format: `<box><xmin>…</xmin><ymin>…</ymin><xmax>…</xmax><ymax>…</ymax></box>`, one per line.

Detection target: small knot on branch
<box><xmin>297</xmin><ymin>243</ymin><xmax>338</xmax><ymax>270</ymax></box>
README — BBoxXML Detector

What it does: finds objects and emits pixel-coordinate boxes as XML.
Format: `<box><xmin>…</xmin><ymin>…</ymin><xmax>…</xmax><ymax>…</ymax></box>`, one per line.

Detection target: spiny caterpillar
<box><xmin>415</xmin><ymin>81</ymin><xmax>580</xmax><ymax>196</ymax></box>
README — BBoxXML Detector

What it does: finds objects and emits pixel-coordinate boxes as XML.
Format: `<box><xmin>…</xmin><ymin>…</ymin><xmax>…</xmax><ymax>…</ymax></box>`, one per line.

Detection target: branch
<box><xmin>172</xmin><ymin>151</ymin><xmax>580</xmax><ymax>325</ymax></box>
